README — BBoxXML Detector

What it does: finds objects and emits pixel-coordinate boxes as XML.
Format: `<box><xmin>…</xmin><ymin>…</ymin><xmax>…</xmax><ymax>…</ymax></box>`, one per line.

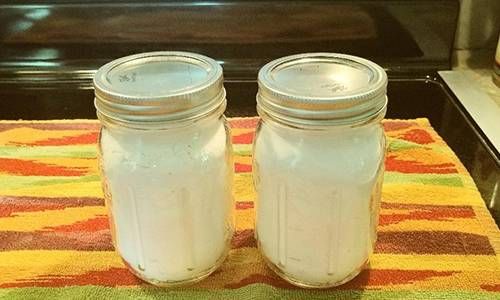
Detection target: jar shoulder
<box><xmin>253</xmin><ymin>122</ymin><xmax>385</xmax><ymax>178</ymax></box>
<box><xmin>99</xmin><ymin>119</ymin><xmax>231</xmax><ymax>169</ymax></box>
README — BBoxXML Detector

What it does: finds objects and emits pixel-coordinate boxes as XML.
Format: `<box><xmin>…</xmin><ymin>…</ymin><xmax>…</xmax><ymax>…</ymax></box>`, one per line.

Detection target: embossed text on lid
<box><xmin>267</xmin><ymin>58</ymin><xmax>374</xmax><ymax>98</ymax></box>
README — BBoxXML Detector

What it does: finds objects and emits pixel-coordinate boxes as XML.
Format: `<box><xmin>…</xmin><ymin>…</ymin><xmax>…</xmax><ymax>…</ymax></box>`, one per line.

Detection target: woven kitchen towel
<box><xmin>0</xmin><ymin>117</ymin><xmax>499</xmax><ymax>299</ymax></box>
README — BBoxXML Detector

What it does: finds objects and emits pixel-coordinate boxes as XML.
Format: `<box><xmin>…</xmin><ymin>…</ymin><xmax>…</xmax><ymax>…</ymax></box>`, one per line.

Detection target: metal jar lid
<box><xmin>257</xmin><ymin>53</ymin><xmax>388</xmax><ymax>126</ymax></box>
<box><xmin>93</xmin><ymin>51</ymin><xmax>225</xmax><ymax>126</ymax></box>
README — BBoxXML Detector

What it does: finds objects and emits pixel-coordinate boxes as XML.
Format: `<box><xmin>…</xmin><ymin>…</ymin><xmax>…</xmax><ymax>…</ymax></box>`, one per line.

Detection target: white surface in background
<box><xmin>439</xmin><ymin>70</ymin><xmax>500</xmax><ymax>153</ymax></box>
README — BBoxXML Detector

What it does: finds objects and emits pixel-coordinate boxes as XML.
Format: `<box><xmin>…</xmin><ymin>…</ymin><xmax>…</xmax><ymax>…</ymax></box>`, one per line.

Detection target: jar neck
<box><xmin>257</xmin><ymin>103</ymin><xmax>386</xmax><ymax>132</ymax></box>
<box><xmin>98</xmin><ymin>98</ymin><xmax>226</xmax><ymax>131</ymax></box>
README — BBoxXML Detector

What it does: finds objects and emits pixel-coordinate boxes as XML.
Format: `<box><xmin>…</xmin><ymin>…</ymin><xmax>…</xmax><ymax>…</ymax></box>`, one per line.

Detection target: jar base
<box><xmin>259</xmin><ymin>243</ymin><xmax>367</xmax><ymax>288</ymax></box>
<box><xmin>121</xmin><ymin>245</ymin><xmax>230</xmax><ymax>287</ymax></box>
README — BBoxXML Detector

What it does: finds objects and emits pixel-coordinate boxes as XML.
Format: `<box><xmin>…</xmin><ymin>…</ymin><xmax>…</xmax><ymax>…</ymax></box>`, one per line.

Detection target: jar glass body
<box><xmin>253</xmin><ymin>117</ymin><xmax>385</xmax><ymax>288</ymax></box>
<box><xmin>98</xmin><ymin>113</ymin><xmax>234</xmax><ymax>286</ymax></box>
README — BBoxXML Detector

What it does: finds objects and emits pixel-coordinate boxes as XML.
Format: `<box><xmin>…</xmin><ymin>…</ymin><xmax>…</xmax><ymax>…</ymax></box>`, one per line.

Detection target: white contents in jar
<box><xmin>254</xmin><ymin>120</ymin><xmax>384</xmax><ymax>286</ymax></box>
<box><xmin>100</xmin><ymin>117</ymin><xmax>233</xmax><ymax>283</ymax></box>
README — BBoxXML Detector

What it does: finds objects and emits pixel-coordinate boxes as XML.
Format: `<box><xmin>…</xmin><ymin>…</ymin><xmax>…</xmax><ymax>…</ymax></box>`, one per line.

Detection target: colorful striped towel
<box><xmin>0</xmin><ymin>117</ymin><xmax>499</xmax><ymax>299</ymax></box>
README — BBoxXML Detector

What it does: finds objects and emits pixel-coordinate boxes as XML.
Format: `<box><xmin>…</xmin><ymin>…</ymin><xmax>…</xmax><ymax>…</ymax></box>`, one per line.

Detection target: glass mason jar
<box><xmin>253</xmin><ymin>53</ymin><xmax>387</xmax><ymax>288</ymax></box>
<box><xmin>93</xmin><ymin>52</ymin><xmax>234</xmax><ymax>286</ymax></box>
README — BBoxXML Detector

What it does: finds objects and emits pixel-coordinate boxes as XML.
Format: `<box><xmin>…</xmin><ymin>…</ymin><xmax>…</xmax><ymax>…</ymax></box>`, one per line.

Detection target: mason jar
<box><xmin>253</xmin><ymin>53</ymin><xmax>387</xmax><ymax>288</ymax></box>
<box><xmin>93</xmin><ymin>52</ymin><xmax>234</xmax><ymax>286</ymax></box>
